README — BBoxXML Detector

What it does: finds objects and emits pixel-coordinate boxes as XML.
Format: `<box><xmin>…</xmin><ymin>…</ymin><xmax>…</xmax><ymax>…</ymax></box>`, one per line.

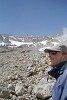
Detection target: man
<box><xmin>44</xmin><ymin>44</ymin><xmax>67</xmax><ymax>100</ymax></box>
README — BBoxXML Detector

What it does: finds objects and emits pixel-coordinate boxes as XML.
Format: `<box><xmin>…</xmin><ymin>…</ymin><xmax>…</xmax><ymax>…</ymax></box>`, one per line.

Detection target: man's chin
<box><xmin>48</xmin><ymin>62</ymin><xmax>52</xmax><ymax>66</ymax></box>
<box><xmin>48</xmin><ymin>62</ymin><xmax>54</xmax><ymax>66</ymax></box>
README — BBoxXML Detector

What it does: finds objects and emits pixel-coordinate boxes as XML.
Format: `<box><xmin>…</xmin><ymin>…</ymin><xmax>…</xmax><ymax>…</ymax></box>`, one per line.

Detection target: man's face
<box><xmin>47</xmin><ymin>51</ymin><xmax>67</xmax><ymax>67</ymax></box>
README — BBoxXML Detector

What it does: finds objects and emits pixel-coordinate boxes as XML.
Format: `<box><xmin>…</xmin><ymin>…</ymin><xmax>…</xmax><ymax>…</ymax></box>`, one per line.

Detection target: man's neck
<box><xmin>48</xmin><ymin>61</ymin><xmax>66</xmax><ymax>79</ymax></box>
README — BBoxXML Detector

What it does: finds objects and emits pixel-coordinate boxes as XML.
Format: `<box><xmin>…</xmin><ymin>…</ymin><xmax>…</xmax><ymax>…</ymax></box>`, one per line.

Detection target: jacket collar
<box><xmin>48</xmin><ymin>61</ymin><xmax>67</xmax><ymax>79</ymax></box>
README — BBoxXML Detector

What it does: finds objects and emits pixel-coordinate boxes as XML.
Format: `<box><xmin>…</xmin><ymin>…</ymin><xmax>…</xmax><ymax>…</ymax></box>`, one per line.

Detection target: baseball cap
<box><xmin>44</xmin><ymin>45</ymin><xmax>67</xmax><ymax>54</ymax></box>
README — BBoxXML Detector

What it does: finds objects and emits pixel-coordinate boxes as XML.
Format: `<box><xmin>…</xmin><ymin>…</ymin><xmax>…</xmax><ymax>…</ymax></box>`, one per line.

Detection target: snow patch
<box><xmin>40</xmin><ymin>40</ymin><xmax>47</xmax><ymax>45</ymax></box>
<box><xmin>9</xmin><ymin>40</ymin><xmax>33</xmax><ymax>47</ymax></box>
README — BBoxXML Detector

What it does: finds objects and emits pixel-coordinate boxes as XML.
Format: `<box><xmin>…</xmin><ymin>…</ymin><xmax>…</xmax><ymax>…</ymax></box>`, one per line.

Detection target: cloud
<box><xmin>56</xmin><ymin>27</ymin><xmax>67</xmax><ymax>41</ymax></box>
<box><xmin>60</xmin><ymin>27</ymin><xmax>67</xmax><ymax>40</ymax></box>
<box><xmin>62</xmin><ymin>27</ymin><xmax>67</xmax><ymax>34</ymax></box>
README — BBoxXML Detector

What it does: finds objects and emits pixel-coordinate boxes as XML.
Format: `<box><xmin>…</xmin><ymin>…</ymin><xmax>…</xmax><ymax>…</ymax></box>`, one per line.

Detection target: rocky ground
<box><xmin>0</xmin><ymin>45</ymin><xmax>55</xmax><ymax>100</ymax></box>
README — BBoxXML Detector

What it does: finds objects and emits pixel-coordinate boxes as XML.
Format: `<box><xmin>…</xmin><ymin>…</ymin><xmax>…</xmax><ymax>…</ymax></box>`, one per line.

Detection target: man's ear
<box><xmin>64</xmin><ymin>54</ymin><xmax>67</xmax><ymax>60</ymax></box>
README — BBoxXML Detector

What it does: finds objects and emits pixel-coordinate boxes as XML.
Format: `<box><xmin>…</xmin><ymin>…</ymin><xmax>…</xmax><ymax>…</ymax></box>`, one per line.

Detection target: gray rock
<box><xmin>7</xmin><ymin>84</ymin><xmax>15</xmax><ymax>91</ymax></box>
<box><xmin>33</xmin><ymin>77</ymin><xmax>54</xmax><ymax>99</ymax></box>
<box><xmin>0</xmin><ymin>88</ymin><xmax>10</xmax><ymax>99</ymax></box>
<box><xmin>15</xmin><ymin>80</ymin><xmax>25</xmax><ymax>96</ymax></box>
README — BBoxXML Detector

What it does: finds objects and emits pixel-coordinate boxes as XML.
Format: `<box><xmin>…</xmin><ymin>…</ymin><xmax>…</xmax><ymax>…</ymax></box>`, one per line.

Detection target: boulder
<box><xmin>15</xmin><ymin>80</ymin><xmax>25</xmax><ymax>96</ymax></box>
<box><xmin>33</xmin><ymin>77</ymin><xmax>54</xmax><ymax>99</ymax></box>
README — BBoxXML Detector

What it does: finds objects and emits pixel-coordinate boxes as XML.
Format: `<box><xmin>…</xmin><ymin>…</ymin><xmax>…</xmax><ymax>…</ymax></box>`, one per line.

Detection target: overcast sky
<box><xmin>0</xmin><ymin>0</ymin><xmax>67</xmax><ymax>36</ymax></box>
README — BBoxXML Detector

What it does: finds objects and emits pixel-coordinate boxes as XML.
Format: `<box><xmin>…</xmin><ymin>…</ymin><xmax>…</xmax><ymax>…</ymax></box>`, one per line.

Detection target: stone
<box><xmin>0</xmin><ymin>88</ymin><xmax>10</xmax><ymax>99</ymax></box>
<box><xmin>15</xmin><ymin>81</ymin><xmax>25</xmax><ymax>96</ymax></box>
<box><xmin>33</xmin><ymin>77</ymin><xmax>54</xmax><ymax>99</ymax></box>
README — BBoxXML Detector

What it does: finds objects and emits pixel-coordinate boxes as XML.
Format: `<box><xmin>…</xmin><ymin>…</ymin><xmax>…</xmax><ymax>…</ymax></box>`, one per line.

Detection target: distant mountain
<box><xmin>0</xmin><ymin>33</ymin><xmax>67</xmax><ymax>50</ymax></box>
<box><xmin>0</xmin><ymin>34</ymin><xmax>57</xmax><ymax>47</ymax></box>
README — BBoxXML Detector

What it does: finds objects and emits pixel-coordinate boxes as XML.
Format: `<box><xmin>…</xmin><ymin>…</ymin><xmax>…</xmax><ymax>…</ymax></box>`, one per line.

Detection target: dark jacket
<box><xmin>48</xmin><ymin>62</ymin><xmax>67</xmax><ymax>100</ymax></box>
